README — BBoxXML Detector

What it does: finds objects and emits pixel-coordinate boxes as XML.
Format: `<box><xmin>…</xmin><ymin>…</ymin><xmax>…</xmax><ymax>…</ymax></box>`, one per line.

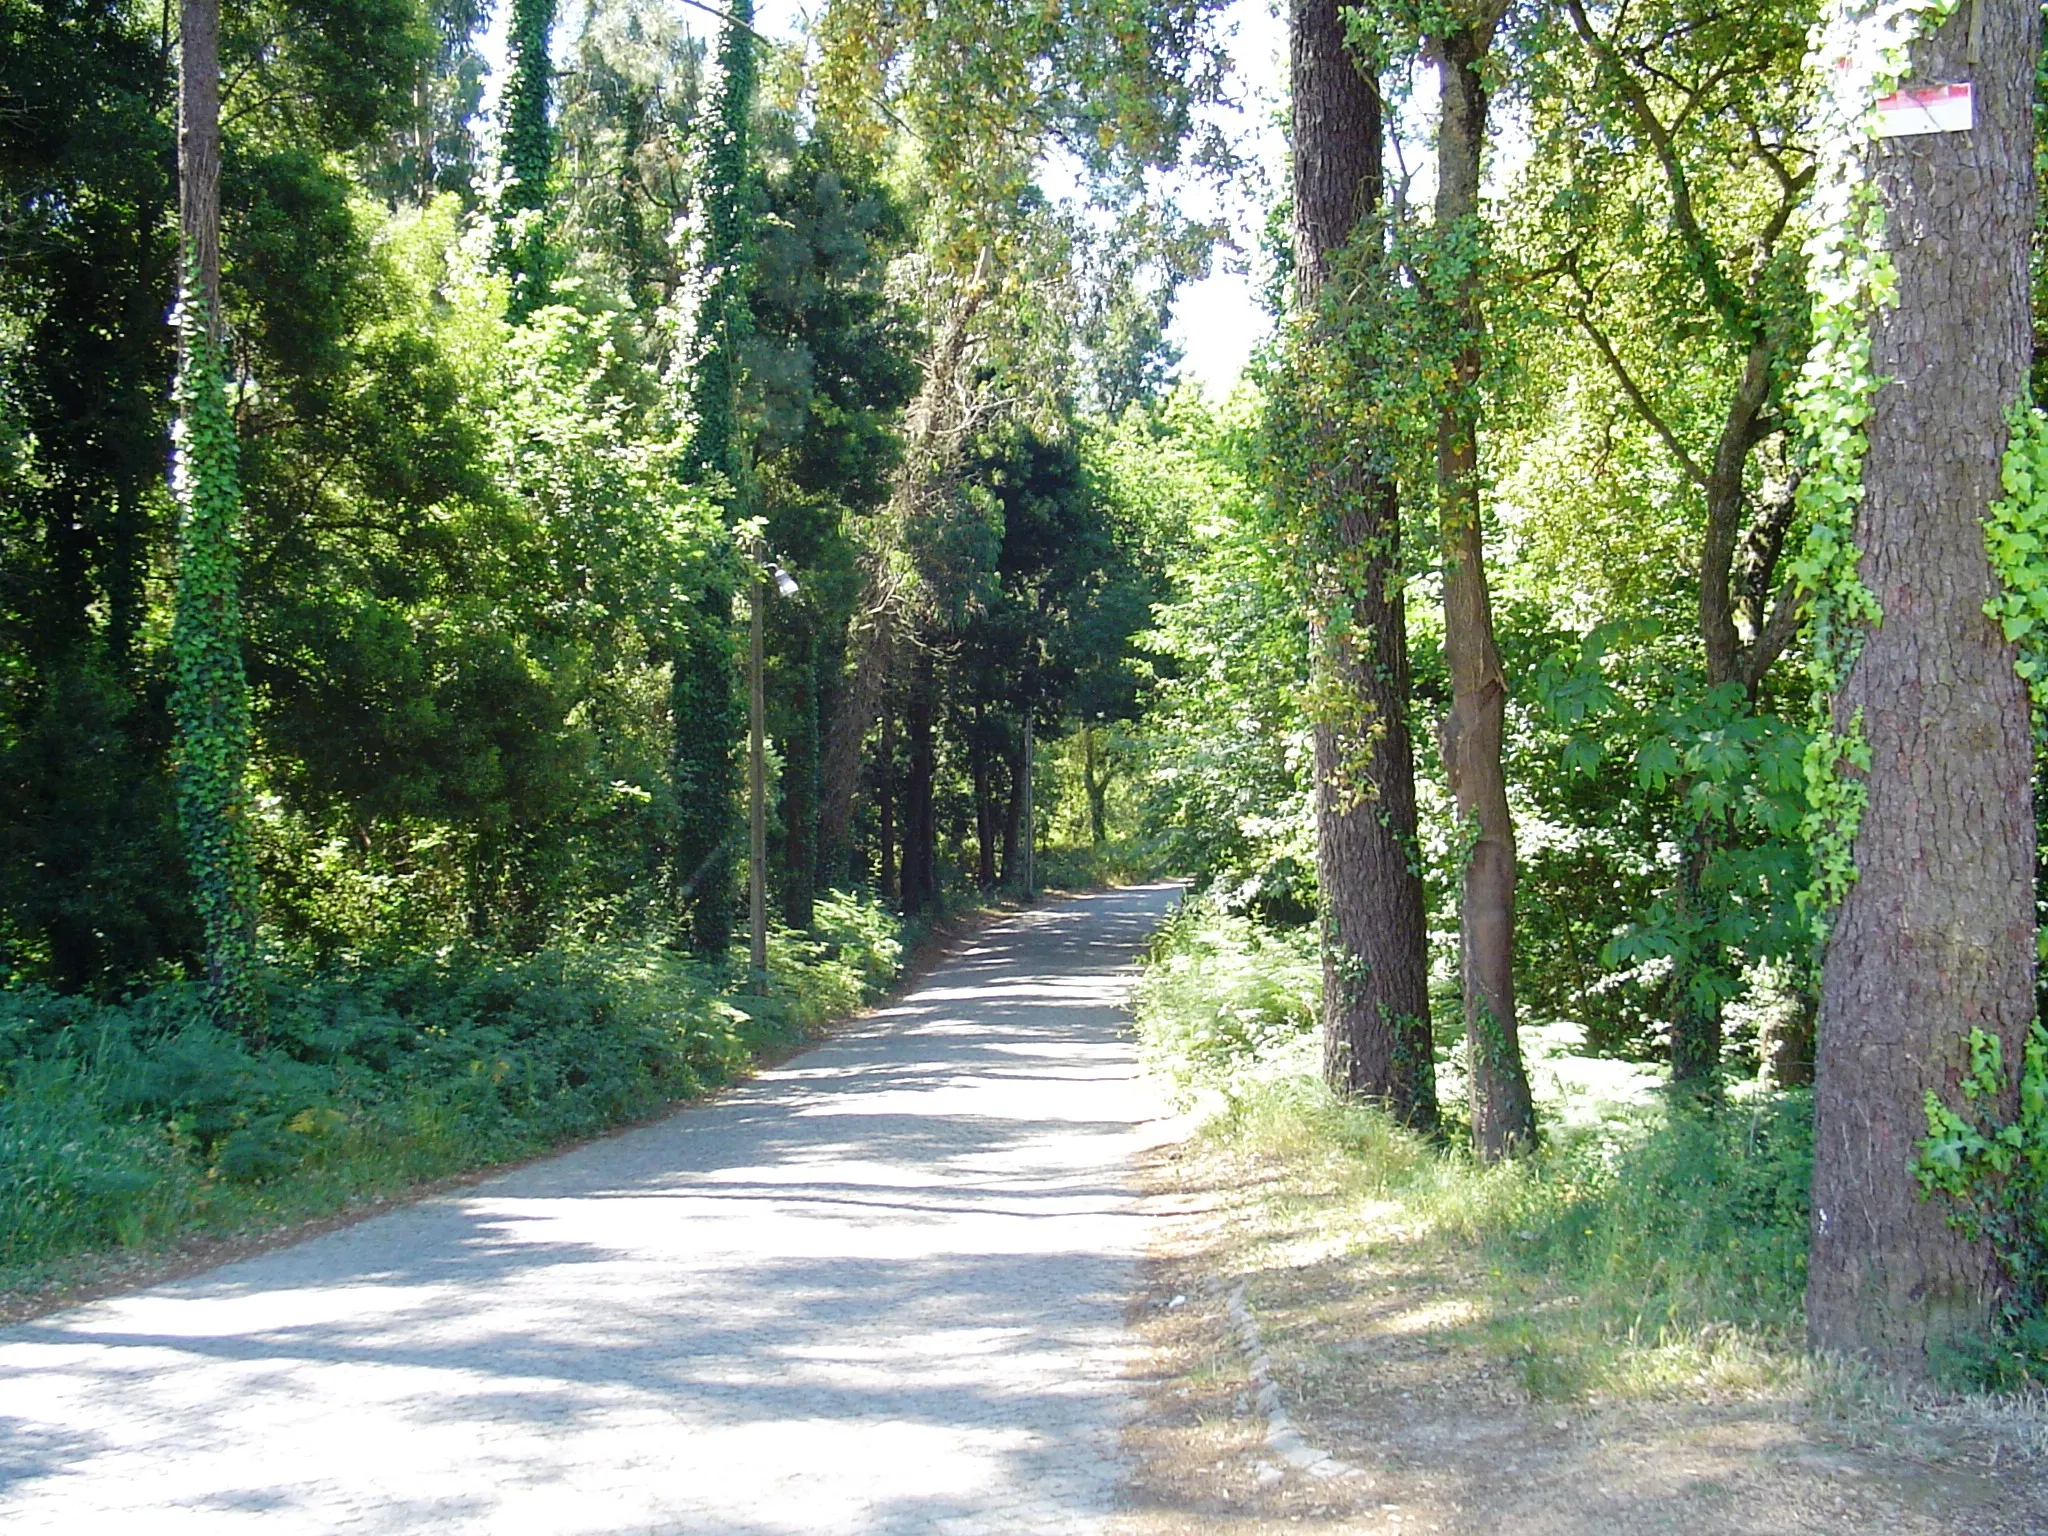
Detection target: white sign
<box><xmin>1873</xmin><ymin>81</ymin><xmax>1974</xmax><ymax>137</ymax></box>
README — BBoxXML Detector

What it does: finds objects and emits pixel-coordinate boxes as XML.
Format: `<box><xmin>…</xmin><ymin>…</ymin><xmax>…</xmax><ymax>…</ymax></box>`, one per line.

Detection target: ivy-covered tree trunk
<box><xmin>1287</xmin><ymin>0</ymin><xmax>1436</xmax><ymax>1132</ymax></box>
<box><xmin>498</xmin><ymin>0</ymin><xmax>558</xmax><ymax>321</ymax></box>
<box><xmin>674</xmin><ymin>0</ymin><xmax>756</xmax><ymax>956</ymax></box>
<box><xmin>1432</xmin><ymin>9</ymin><xmax>1534</xmax><ymax>1158</ymax></box>
<box><xmin>1806</xmin><ymin>0</ymin><xmax>2037</xmax><ymax>1372</ymax></box>
<box><xmin>171</xmin><ymin>0</ymin><xmax>262</xmax><ymax>1031</ymax></box>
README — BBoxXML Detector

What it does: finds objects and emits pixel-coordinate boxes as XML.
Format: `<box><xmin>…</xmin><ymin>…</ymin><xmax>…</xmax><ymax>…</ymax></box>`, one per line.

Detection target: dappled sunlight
<box><xmin>0</xmin><ymin>885</ymin><xmax>1182</xmax><ymax>1533</ymax></box>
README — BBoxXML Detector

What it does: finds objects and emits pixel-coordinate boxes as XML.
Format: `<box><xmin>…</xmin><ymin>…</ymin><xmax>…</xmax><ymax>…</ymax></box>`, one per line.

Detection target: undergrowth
<box><xmin>0</xmin><ymin>890</ymin><xmax>900</xmax><ymax>1291</ymax></box>
<box><xmin>1136</xmin><ymin>896</ymin><xmax>1815</xmax><ymax>1400</ymax></box>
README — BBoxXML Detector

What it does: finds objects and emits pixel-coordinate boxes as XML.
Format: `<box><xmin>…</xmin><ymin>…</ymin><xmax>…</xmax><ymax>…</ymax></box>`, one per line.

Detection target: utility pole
<box><xmin>1021</xmin><ymin>721</ymin><xmax>1035</xmax><ymax>897</ymax></box>
<box><xmin>748</xmin><ymin>565</ymin><xmax>767</xmax><ymax>989</ymax></box>
<box><xmin>747</xmin><ymin>556</ymin><xmax>799</xmax><ymax>991</ymax></box>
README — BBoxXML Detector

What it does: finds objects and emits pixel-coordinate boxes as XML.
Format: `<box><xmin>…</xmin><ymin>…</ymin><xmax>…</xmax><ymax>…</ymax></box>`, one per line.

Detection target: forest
<box><xmin>2</xmin><ymin>0</ymin><xmax>2044</xmax><ymax>1395</ymax></box>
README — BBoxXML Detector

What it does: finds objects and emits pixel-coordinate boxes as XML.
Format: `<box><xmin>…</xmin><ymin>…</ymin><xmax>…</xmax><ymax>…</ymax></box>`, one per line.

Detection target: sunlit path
<box><xmin>0</xmin><ymin>884</ymin><xmax>1182</xmax><ymax>1535</ymax></box>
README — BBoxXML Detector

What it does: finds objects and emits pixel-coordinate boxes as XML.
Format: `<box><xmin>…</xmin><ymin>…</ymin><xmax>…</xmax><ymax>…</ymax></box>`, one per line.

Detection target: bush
<box><xmin>1133</xmin><ymin>897</ymin><xmax>1319</xmax><ymax>1098</ymax></box>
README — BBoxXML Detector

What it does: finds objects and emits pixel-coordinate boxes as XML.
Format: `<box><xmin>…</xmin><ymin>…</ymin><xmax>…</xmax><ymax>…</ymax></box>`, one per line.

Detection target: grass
<box><xmin>1205</xmin><ymin>1076</ymin><xmax>1813</xmax><ymax>1401</ymax></box>
<box><xmin>1135</xmin><ymin>897</ymin><xmax>1817</xmax><ymax>1402</ymax></box>
<box><xmin>0</xmin><ymin>889</ymin><xmax>901</xmax><ymax>1301</ymax></box>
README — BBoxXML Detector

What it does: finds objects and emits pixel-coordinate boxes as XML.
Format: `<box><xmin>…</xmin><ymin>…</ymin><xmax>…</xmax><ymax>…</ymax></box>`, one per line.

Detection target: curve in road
<box><xmin>0</xmin><ymin>882</ymin><xmax>1183</xmax><ymax>1535</ymax></box>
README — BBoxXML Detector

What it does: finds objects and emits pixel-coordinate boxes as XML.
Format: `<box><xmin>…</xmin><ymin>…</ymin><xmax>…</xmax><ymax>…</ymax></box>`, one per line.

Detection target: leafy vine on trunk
<box><xmin>1787</xmin><ymin>0</ymin><xmax>1957</xmax><ymax>937</ymax></box>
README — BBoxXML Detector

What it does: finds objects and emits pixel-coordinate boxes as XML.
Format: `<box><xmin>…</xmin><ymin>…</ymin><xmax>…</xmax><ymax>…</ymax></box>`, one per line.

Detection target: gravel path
<box><xmin>0</xmin><ymin>883</ymin><xmax>1183</xmax><ymax>1535</ymax></box>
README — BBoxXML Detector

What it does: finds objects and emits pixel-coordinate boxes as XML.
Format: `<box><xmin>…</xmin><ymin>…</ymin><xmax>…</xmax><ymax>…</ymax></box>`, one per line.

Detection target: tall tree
<box><xmin>673</xmin><ymin>0</ymin><xmax>757</xmax><ymax>953</ymax></box>
<box><xmin>499</xmin><ymin>0</ymin><xmax>560</xmax><ymax>321</ymax></box>
<box><xmin>1542</xmin><ymin>0</ymin><xmax>1816</xmax><ymax>1087</ymax></box>
<box><xmin>1282</xmin><ymin>0</ymin><xmax>1435</xmax><ymax>1128</ymax></box>
<box><xmin>1803</xmin><ymin>0</ymin><xmax>2037</xmax><ymax>1370</ymax></box>
<box><xmin>809</xmin><ymin>0</ymin><xmax>1227</xmax><ymax>875</ymax></box>
<box><xmin>171</xmin><ymin>0</ymin><xmax>262</xmax><ymax>1028</ymax></box>
<box><xmin>1429</xmin><ymin>1</ymin><xmax>1534</xmax><ymax>1156</ymax></box>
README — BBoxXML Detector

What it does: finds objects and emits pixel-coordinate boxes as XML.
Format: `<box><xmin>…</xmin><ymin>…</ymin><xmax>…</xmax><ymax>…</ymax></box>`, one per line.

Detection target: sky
<box><xmin>478</xmin><ymin>0</ymin><xmax>1290</xmax><ymax>398</ymax></box>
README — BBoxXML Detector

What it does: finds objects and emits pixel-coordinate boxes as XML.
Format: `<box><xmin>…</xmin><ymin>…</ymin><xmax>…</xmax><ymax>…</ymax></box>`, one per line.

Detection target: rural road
<box><xmin>0</xmin><ymin>882</ymin><xmax>1185</xmax><ymax>1535</ymax></box>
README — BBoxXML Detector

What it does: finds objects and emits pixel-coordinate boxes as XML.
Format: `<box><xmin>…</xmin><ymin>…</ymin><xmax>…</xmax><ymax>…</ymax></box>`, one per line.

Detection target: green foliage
<box><xmin>1132</xmin><ymin>898</ymin><xmax>1320</xmax><ymax>1100</ymax></box>
<box><xmin>1984</xmin><ymin>403</ymin><xmax>2048</xmax><ymax>712</ymax></box>
<box><xmin>1915</xmin><ymin>1022</ymin><xmax>2048</xmax><ymax>1385</ymax></box>
<box><xmin>1530</xmin><ymin>629</ymin><xmax>1811</xmax><ymax>1045</ymax></box>
<box><xmin>169</xmin><ymin>278</ymin><xmax>263</xmax><ymax>1033</ymax></box>
<box><xmin>1789</xmin><ymin>0</ymin><xmax>1958</xmax><ymax>938</ymax></box>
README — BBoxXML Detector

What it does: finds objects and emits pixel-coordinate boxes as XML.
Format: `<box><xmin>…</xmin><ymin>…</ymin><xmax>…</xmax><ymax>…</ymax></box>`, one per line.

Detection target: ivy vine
<box><xmin>169</xmin><ymin>252</ymin><xmax>263</xmax><ymax>1031</ymax></box>
<box><xmin>1787</xmin><ymin>0</ymin><xmax>1958</xmax><ymax>940</ymax></box>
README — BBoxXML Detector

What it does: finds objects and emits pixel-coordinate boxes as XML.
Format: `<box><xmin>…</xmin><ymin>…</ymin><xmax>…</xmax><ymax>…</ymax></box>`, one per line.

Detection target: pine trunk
<box><xmin>1806</xmin><ymin>0</ymin><xmax>2038</xmax><ymax>1371</ymax></box>
<box><xmin>1290</xmin><ymin>0</ymin><xmax>1436</xmax><ymax>1131</ymax></box>
<box><xmin>779</xmin><ymin>609</ymin><xmax>819</xmax><ymax>929</ymax></box>
<box><xmin>1433</xmin><ymin>17</ymin><xmax>1533</xmax><ymax>1158</ymax></box>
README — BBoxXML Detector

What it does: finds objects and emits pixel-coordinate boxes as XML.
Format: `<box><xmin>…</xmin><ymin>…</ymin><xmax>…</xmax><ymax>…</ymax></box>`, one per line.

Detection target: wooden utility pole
<box><xmin>748</xmin><ymin>567</ymin><xmax>768</xmax><ymax>988</ymax></box>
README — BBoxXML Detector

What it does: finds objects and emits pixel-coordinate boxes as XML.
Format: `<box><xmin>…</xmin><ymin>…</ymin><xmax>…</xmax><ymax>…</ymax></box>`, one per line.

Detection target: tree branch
<box><xmin>1569</xmin><ymin>289</ymin><xmax>1710</xmax><ymax>490</ymax></box>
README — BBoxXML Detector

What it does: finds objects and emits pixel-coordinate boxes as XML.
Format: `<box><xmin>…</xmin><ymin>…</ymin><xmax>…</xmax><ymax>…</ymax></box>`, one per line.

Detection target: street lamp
<box><xmin>748</xmin><ymin>551</ymin><xmax>799</xmax><ymax>992</ymax></box>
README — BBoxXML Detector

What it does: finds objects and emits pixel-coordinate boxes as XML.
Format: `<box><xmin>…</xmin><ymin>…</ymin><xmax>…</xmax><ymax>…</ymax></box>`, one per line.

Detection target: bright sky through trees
<box><xmin>478</xmin><ymin>0</ymin><xmax>1288</xmax><ymax>396</ymax></box>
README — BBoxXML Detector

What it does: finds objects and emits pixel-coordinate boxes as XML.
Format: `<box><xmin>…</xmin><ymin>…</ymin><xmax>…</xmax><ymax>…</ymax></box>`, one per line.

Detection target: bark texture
<box><xmin>178</xmin><ymin>0</ymin><xmax>222</xmax><ymax>334</ymax></box>
<box><xmin>1290</xmin><ymin>0</ymin><xmax>1437</xmax><ymax>1130</ymax></box>
<box><xmin>1806</xmin><ymin>0</ymin><xmax>2037</xmax><ymax>1372</ymax></box>
<box><xmin>1432</xmin><ymin>12</ymin><xmax>1534</xmax><ymax>1158</ymax></box>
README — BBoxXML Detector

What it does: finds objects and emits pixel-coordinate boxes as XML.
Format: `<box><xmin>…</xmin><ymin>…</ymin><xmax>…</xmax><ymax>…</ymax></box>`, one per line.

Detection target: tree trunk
<box><xmin>1806</xmin><ymin>0</ymin><xmax>2037</xmax><ymax>1372</ymax></box>
<box><xmin>1432</xmin><ymin>15</ymin><xmax>1534</xmax><ymax>1158</ymax></box>
<box><xmin>876</xmin><ymin>706</ymin><xmax>897</xmax><ymax>903</ymax></box>
<box><xmin>900</xmin><ymin>650</ymin><xmax>938</xmax><ymax>913</ymax></box>
<box><xmin>1289</xmin><ymin>0</ymin><xmax>1436</xmax><ymax>1131</ymax></box>
<box><xmin>779</xmin><ymin>607</ymin><xmax>819</xmax><ymax>928</ymax></box>
<box><xmin>1082</xmin><ymin>725</ymin><xmax>1109</xmax><ymax>845</ymax></box>
<box><xmin>1001</xmin><ymin>732</ymin><xmax>1024</xmax><ymax>885</ymax></box>
<box><xmin>170</xmin><ymin>0</ymin><xmax>263</xmax><ymax>1033</ymax></box>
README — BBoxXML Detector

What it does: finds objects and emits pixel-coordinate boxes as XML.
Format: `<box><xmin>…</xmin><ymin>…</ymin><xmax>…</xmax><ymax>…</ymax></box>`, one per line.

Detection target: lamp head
<box><xmin>771</xmin><ymin>565</ymin><xmax>800</xmax><ymax>600</ymax></box>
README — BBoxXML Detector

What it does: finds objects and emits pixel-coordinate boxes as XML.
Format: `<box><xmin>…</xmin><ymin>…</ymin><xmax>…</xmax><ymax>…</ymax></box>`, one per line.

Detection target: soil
<box><xmin>1113</xmin><ymin>1142</ymin><xmax>2048</xmax><ymax>1536</ymax></box>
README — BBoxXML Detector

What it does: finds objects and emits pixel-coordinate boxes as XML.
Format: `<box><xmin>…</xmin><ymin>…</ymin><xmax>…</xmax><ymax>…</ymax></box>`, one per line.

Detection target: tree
<box><xmin>499</xmin><ymin>0</ymin><xmax>560</xmax><ymax>321</ymax></box>
<box><xmin>168</xmin><ymin>0</ymin><xmax>263</xmax><ymax>1029</ymax></box>
<box><xmin>1535</xmin><ymin>0</ymin><xmax>1816</xmax><ymax>1086</ymax></box>
<box><xmin>1426</xmin><ymin>0</ymin><xmax>1535</xmax><ymax>1156</ymax></box>
<box><xmin>1802</xmin><ymin>0</ymin><xmax>2037</xmax><ymax>1371</ymax></box>
<box><xmin>1279</xmin><ymin>0</ymin><xmax>1435</xmax><ymax>1129</ymax></box>
<box><xmin>809</xmin><ymin>0</ymin><xmax>1228</xmax><ymax>875</ymax></box>
<box><xmin>673</xmin><ymin>0</ymin><xmax>757</xmax><ymax>954</ymax></box>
